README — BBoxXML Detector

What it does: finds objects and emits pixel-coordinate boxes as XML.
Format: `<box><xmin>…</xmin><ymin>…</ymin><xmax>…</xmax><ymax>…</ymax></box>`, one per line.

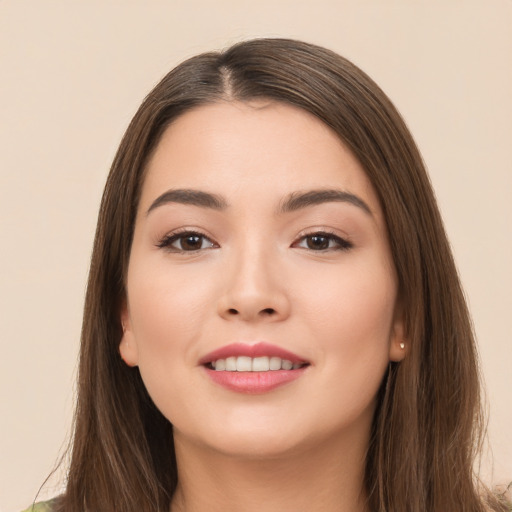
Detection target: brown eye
<box><xmin>180</xmin><ymin>234</ymin><xmax>204</xmax><ymax>251</ymax></box>
<box><xmin>294</xmin><ymin>232</ymin><xmax>353</xmax><ymax>252</ymax></box>
<box><xmin>157</xmin><ymin>231</ymin><xmax>216</xmax><ymax>252</ymax></box>
<box><xmin>306</xmin><ymin>235</ymin><xmax>330</xmax><ymax>250</ymax></box>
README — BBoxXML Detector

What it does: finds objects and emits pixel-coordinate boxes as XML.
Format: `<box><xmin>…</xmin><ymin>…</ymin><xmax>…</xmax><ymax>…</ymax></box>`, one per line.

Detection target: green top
<box><xmin>20</xmin><ymin>500</ymin><xmax>55</xmax><ymax>512</ymax></box>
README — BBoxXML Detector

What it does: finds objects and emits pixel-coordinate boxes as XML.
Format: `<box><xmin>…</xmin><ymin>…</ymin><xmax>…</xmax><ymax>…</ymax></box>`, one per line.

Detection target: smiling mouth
<box><xmin>201</xmin><ymin>343</ymin><xmax>309</xmax><ymax>393</ymax></box>
<box><xmin>207</xmin><ymin>356</ymin><xmax>309</xmax><ymax>372</ymax></box>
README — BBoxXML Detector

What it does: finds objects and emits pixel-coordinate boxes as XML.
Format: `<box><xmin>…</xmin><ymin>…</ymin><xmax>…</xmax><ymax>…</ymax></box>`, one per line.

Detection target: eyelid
<box><xmin>156</xmin><ymin>227</ymin><xmax>219</xmax><ymax>252</ymax></box>
<box><xmin>291</xmin><ymin>228</ymin><xmax>353</xmax><ymax>251</ymax></box>
<box><xmin>155</xmin><ymin>226</ymin><xmax>352</xmax><ymax>253</ymax></box>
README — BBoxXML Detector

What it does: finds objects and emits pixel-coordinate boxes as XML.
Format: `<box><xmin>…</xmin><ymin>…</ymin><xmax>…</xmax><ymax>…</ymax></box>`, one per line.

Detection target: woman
<box><xmin>26</xmin><ymin>38</ymin><xmax>510</xmax><ymax>511</ymax></box>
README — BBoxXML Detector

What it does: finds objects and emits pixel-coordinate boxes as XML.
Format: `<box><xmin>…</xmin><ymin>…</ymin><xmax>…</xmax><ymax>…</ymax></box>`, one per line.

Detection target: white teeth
<box><xmin>269</xmin><ymin>356</ymin><xmax>281</xmax><ymax>370</ymax></box>
<box><xmin>214</xmin><ymin>359</ymin><xmax>226</xmax><ymax>371</ymax></box>
<box><xmin>236</xmin><ymin>356</ymin><xmax>252</xmax><ymax>372</ymax></box>
<box><xmin>212</xmin><ymin>356</ymin><xmax>305</xmax><ymax>372</ymax></box>
<box><xmin>281</xmin><ymin>359</ymin><xmax>293</xmax><ymax>370</ymax></box>
<box><xmin>252</xmin><ymin>356</ymin><xmax>269</xmax><ymax>371</ymax></box>
<box><xmin>225</xmin><ymin>356</ymin><xmax>237</xmax><ymax>371</ymax></box>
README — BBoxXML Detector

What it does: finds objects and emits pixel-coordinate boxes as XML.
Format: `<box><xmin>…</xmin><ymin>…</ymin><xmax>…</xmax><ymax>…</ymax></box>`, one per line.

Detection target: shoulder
<box><xmin>20</xmin><ymin>500</ymin><xmax>56</xmax><ymax>512</ymax></box>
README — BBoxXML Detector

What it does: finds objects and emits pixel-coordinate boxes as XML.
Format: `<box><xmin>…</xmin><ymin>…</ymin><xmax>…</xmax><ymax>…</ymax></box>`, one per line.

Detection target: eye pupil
<box><xmin>307</xmin><ymin>235</ymin><xmax>329</xmax><ymax>250</ymax></box>
<box><xmin>182</xmin><ymin>235</ymin><xmax>202</xmax><ymax>250</ymax></box>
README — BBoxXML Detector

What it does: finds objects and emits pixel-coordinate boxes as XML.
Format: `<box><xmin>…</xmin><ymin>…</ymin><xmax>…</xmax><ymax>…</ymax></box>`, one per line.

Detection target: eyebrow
<box><xmin>278</xmin><ymin>189</ymin><xmax>372</xmax><ymax>215</ymax></box>
<box><xmin>147</xmin><ymin>189</ymin><xmax>229</xmax><ymax>215</ymax></box>
<box><xmin>146</xmin><ymin>187</ymin><xmax>372</xmax><ymax>216</ymax></box>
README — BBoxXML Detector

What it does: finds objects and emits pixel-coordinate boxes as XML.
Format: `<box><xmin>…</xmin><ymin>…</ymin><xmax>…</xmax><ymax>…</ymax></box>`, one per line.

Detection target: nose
<box><xmin>217</xmin><ymin>245</ymin><xmax>291</xmax><ymax>323</ymax></box>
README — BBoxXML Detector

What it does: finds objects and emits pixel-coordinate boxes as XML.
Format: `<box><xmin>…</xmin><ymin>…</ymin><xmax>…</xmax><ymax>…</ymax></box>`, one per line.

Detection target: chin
<box><xmin>173</xmin><ymin>406</ymin><xmax>372</xmax><ymax>463</ymax></box>
<box><xmin>198</xmin><ymin>429</ymin><xmax>312</xmax><ymax>460</ymax></box>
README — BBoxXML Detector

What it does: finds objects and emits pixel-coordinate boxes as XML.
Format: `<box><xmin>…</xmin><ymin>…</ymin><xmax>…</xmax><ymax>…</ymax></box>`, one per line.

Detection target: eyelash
<box><xmin>156</xmin><ymin>229</ymin><xmax>353</xmax><ymax>253</ymax></box>
<box><xmin>156</xmin><ymin>229</ymin><xmax>217</xmax><ymax>252</ymax></box>
<box><xmin>292</xmin><ymin>230</ymin><xmax>353</xmax><ymax>252</ymax></box>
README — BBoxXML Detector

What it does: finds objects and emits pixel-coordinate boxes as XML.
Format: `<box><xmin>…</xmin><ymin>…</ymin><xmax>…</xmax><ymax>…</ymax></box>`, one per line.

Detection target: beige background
<box><xmin>1</xmin><ymin>1</ymin><xmax>511</xmax><ymax>510</ymax></box>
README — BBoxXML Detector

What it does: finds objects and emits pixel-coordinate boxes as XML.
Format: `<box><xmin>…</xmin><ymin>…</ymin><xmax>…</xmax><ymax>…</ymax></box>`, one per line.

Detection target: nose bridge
<box><xmin>234</xmin><ymin>238</ymin><xmax>274</xmax><ymax>294</ymax></box>
<box><xmin>219</xmin><ymin>232</ymin><xmax>289</xmax><ymax>322</ymax></box>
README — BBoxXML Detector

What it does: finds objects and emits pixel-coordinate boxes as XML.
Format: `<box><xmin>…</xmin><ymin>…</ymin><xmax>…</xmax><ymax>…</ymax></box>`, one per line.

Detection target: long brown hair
<box><xmin>56</xmin><ymin>38</ymin><xmax>509</xmax><ymax>512</ymax></box>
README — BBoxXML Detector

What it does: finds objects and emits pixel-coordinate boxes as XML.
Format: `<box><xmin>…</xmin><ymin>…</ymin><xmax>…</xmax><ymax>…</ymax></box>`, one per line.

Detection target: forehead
<box><xmin>140</xmin><ymin>100</ymin><xmax>381</xmax><ymax>215</ymax></box>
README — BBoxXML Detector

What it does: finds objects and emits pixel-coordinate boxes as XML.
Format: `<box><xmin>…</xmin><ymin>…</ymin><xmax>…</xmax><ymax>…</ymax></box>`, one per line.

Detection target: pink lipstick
<box><xmin>200</xmin><ymin>342</ymin><xmax>309</xmax><ymax>394</ymax></box>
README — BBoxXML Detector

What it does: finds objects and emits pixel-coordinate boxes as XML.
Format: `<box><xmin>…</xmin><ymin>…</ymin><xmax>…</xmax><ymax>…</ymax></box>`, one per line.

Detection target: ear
<box><xmin>119</xmin><ymin>302</ymin><xmax>139</xmax><ymax>367</ymax></box>
<box><xmin>388</xmin><ymin>302</ymin><xmax>407</xmax><ymax>363</ymax></box>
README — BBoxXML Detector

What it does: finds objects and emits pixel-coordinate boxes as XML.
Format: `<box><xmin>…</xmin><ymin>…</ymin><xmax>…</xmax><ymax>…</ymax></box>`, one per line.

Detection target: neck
<box><xmin>170</xmin><ymin>430</ymin><xmax>370</xmax><ymax>512</ymax></box>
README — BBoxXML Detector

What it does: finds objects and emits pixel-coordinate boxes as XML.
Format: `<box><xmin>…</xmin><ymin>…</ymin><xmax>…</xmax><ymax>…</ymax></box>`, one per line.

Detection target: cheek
<box><xmin>126</xmin><ymin>261</ymin><xmax>217</xmax><ymax>377</ymax></box>
<box><xmin>301</xmin><ymin>259</ymin><xmax>397</xmax><ymax>342</ymax></box>
<box><xmin>126</xmin><ymin>271</ymin><xmax>211</xmax><ymax>424</ymax></box>
<box><xmin>298</xmin><ymin>259</ymin><xmax>397</xmax><ymax>398</ymax></box>
<box><xmin>130</xmin><ymin>259</ymin><xmax>212</xmax><ymax>327</ymax></box>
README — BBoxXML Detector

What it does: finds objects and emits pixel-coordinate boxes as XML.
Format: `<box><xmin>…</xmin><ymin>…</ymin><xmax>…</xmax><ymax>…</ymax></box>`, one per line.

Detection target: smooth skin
<box><xmin>120</xmin><ymin>101</ymin><xmax>406</xmax><ymax>512</ymax></box>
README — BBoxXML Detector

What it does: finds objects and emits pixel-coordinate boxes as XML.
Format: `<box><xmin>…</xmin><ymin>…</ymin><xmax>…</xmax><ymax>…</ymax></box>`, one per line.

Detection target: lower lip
<box><xmin>203</xmin><ymin>367</ymin><xmax>308</xmax><ymax>394</ymax></box>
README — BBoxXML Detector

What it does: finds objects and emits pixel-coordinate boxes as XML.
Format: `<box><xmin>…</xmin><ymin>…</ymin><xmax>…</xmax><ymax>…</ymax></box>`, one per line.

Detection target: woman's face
<box><xmin>120</xmin><ymin>100</ymin><xmax>405</xmax><ymax>458</ymax></box>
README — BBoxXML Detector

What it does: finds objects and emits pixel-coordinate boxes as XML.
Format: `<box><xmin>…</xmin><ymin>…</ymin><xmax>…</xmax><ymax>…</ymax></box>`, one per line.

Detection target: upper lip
<box><xmin>199</xmin><ymin>342</ymin><xmax>308</xmax><ymax>365</ymax></box>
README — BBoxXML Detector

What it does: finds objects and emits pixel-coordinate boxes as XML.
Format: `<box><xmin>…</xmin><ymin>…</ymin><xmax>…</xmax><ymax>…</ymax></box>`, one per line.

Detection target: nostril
<box><xmin>223</xmin><ymin>306</ymin><xmax>279</xmax><ymax>318</ymax></box>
